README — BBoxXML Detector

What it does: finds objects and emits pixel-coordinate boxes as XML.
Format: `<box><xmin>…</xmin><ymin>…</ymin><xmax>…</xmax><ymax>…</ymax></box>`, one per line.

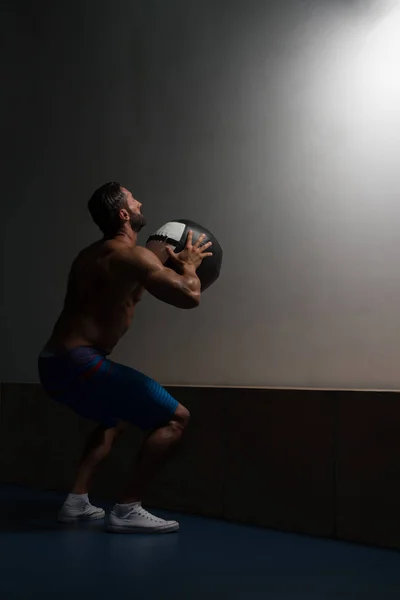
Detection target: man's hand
<box><xmin>166</xmin><ymin>231</ymin><xmax>213</xmax><ymax>272</ymax></box>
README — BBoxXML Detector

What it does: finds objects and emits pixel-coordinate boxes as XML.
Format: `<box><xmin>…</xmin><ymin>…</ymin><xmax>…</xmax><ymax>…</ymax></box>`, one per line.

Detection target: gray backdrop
<box><xmin>2</xmin><ymin>0</ymin><xmax>400</xmax><ymax>388</ymax></box>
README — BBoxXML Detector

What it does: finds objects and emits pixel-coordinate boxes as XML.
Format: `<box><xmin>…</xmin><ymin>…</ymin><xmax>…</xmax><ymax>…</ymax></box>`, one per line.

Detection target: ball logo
<box><xmin>152</xmin><ymin>222</ymin><xmax>185</xmax><ymax>244</ymax></box>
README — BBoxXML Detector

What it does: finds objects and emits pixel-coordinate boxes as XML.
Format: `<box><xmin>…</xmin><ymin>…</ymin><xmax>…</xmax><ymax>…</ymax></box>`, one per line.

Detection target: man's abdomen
<box><xmin>48</xmin><ymin>308</ymin><xmax>134</xmax><ymax>354</ymax></box>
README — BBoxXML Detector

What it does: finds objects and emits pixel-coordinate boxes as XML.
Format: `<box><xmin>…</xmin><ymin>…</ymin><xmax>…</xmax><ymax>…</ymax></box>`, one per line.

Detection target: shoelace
<box><xmin>124</xmin><ymin>506</ymin><xmax>165</xmax><ymax>523</ymax></box>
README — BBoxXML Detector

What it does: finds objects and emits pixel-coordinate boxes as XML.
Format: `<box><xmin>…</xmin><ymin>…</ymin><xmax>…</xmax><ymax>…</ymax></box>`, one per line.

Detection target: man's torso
<box><xmin>46</xmin><ymin>239</ymin><xmax>143</xmax><ymax>354</ymax></box>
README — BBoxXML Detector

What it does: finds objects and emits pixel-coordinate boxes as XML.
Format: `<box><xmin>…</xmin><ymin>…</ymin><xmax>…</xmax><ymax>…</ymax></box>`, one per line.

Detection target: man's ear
<box><xmin>119</xmin><ymin>208</ymin><xmax>130</xmax><ymax>221</ymax></box>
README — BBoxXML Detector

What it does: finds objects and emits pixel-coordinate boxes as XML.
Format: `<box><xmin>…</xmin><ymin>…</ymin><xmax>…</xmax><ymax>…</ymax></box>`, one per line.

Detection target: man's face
<box><xmin>121</xmin><ymin>187</ymin><xmax>146</xmax><ymax>233</ymax></box>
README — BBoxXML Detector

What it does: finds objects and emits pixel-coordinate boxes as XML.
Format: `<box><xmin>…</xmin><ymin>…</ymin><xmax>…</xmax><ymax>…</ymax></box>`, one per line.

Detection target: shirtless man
<box><xmin>38</xmin><ymin>181</ymin><xmax>212</xmax><ymax>533</ymax></box>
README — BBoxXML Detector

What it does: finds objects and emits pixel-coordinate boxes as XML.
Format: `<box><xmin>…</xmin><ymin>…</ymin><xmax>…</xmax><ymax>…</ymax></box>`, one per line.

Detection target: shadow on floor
<box><xmin>0</xmin><ymin>488</ymin><xmax>106</xmax><ymax>532</ymax></box>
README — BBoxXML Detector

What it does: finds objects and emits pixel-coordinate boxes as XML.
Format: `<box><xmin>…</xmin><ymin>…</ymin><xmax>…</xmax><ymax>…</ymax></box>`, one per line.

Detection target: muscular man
<box><xmin>38</xmin><ymin>182</ymin><xmax>212</xmax><ymax>533</ymax></box>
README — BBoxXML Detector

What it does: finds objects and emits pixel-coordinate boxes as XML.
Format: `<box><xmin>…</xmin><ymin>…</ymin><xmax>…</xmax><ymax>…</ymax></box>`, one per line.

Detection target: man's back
<box><xmin>48</xmin><ymin>240</ymin><xmax>143</xmax><ymax>353</ymax></box>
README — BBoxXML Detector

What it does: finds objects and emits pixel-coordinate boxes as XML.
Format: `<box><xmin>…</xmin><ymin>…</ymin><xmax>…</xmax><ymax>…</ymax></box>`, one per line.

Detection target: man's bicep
<box><xmin>134</xmin><ymin>248</ymin><xmax>199</xmax><ymax>308</ymax></box>
<box><xmin>118</xmin><ymin>246</ymin><xmax>198</xmax><ymax>308</ymax></box>
<box><xmin>144</xmin><ymin>267</ymin><xmax>198</xmax><ymax>308</ymax></box>
<box><xmin>125</xmin><ymin>248</ymin><xmax>182</xmax><ymax>296</ymax></box>
<box><xmin>119</xmin><ymin>246</ymin><xmax>163</xmax><ymax>280</ymax></box>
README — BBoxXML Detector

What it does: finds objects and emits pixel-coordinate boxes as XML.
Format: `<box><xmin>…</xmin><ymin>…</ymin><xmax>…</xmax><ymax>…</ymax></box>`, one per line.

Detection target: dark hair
<box><xmin>88</xmin><ymin>181</ymin><xmax>127</xmax><ymax>235</ymax></box>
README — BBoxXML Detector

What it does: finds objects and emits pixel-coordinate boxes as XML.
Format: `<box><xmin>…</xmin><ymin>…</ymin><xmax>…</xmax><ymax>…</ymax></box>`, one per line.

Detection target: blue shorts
<box><xmin>38</xmin><ymin>347</ymin><xmax>179</xmax><ymax>431</ymax></box>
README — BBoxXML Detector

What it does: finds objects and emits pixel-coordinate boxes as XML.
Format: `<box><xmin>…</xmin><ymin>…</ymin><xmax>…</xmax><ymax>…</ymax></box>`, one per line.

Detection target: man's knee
<box><xmin>173</xmin><ymin>404</ymin><xmax>190</xmax><ymax>430</ymax></box>
<box><xmin>96</xmin><ymin>422</ymin><xmax>127</xmax><ymax>454</ymax></box>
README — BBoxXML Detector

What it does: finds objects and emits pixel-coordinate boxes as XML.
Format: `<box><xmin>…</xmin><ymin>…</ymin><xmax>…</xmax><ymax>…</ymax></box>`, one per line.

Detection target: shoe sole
<box><xmin>58</xmin><ymin>511</ymin><xmax>106</xmax><ymax>524</ymax></box>
<box><xmin>107</xmin><ymin>523</ymin><xmax>179</xmax><ymax>534</ymax></box>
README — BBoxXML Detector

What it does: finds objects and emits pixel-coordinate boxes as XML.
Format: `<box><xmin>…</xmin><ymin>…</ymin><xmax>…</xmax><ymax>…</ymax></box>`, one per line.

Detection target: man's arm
<box><xmin>120</xmin><ymin>245</ymin><xmax>202</xmax><ymax>309</ymax></box>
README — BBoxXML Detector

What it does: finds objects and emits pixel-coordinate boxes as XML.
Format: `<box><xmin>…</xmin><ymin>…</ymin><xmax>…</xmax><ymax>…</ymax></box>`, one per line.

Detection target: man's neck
<box><xmin>109</xmin><ymin>225</ymin><xmax>138</xmax><ymax>247</ymax></box>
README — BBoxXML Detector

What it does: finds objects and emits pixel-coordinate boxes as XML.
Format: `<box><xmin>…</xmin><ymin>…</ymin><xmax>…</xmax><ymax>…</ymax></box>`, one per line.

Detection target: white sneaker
<box><xmin>58</xmin><ymin>501</ymin><xmax>105</xmax><ymax>523</ymax></box>
<box><xmin>108</xmin><ymin>503</ymin><xmax>179</xmax><ymax>534</ymax></box>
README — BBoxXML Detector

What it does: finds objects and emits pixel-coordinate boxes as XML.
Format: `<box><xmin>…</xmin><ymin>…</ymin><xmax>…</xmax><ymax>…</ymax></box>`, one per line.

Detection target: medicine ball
<box><xmin>146</xmin><ymin>219</ymin><xmax>223</xmax><ymax>291</ymax></box>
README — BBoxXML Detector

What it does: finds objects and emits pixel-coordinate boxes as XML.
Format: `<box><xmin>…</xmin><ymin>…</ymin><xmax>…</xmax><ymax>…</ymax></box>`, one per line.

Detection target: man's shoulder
<box><xmin>106</xmin><ymin>243</ymin><xmax>159</xmax><ymax>275</ymax></box>
<box><xmin>74</xmin><ymin>240</ymin><xmax>158</xmax><ymax>273</ymax></box>
<box><xmin>73</xmin><ymin>240</ymin><xmax>130</xmax><ymax>266</ymax></box>
<box><xmin>132</xmin><ymin>245</ymin><xmax>154</xmax><ymax>259</ymax></box>
<box><xmin>106</xmin><ymin>242</ymin><xmax>151</xmax><ymax>260</ymax></box>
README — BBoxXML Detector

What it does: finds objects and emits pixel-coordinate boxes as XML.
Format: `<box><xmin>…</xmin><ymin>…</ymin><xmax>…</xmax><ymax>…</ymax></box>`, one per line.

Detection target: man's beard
<box><xmin>129</xmin><ymin>209</ymin><xmax>146</xmax><ymax>233</ymax></box>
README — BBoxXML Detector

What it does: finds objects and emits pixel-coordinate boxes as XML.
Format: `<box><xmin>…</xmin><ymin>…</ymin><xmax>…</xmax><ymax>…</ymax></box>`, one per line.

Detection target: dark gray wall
<box><xmin>3</xmin><ymin>1</ymin><xmax>400</xmax><ymax>387</ymax></box>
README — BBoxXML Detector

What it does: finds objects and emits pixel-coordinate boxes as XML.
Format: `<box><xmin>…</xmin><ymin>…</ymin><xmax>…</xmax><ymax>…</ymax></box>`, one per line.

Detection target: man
<box><xmin>38</xmin><ymin>182</ymin><xmax>212</xmax><ymax>533</ymax></box>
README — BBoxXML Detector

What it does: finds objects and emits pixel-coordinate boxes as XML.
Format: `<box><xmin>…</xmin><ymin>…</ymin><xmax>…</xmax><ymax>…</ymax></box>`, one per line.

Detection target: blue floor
<box><xmin>0</xmin><ymin>485</ymin><xmax>399</xmax><ymax>599</ymax></box>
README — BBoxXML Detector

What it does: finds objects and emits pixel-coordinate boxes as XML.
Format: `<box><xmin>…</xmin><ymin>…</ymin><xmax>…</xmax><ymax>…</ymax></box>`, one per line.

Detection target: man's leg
<box><xmin>122</xmin><ymin>404</ymin><xmax>189</xmax><ymax>503</ymax></box>
<box><xmin>64</xmin><ymin>356</ymin><xmax>189</xmax><ymax>533</ymax></box>
<box><xmin>58</xmin><ymin>422</ymin><xmax>126</xmax><ymax>523</ymax></box>
<box><xmin>108</xmin><ymin>404</ymin><xmax>190</xmax><ymax>533</ymax></box>
<box><xmin>73</xmin><ymin>422</ymin><xmax>127</xmax><ymax>494</ymax></box>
